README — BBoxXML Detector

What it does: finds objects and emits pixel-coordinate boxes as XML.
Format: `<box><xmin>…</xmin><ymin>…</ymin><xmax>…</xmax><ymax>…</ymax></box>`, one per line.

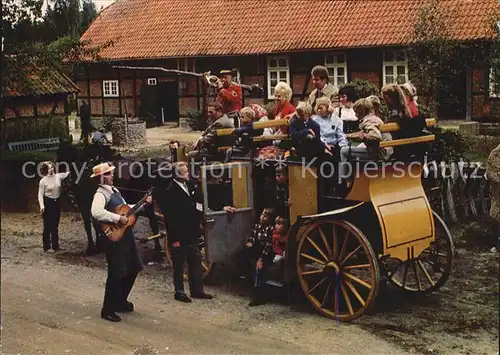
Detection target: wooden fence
<box><xmin>423</xmin><ymin>161</ymin><xmax>490</xmax><ymax>223</ymax></box>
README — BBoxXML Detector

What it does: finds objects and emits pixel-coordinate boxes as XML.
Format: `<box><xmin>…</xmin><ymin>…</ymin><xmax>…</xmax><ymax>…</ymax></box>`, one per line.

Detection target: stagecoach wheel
<box><xmin>296</xmin><ymin>219</ymin><xmax>380</xmax><ymax>322</ymax></box>
<box><xmin>386</xmin><ymin>211</ymin><xmax>454</xmax><ymax>294</ymax></box>
<box><xmin>163</xmin><ymin>234</ymin><xmax>214</xmax><ymax>280</ymax></box>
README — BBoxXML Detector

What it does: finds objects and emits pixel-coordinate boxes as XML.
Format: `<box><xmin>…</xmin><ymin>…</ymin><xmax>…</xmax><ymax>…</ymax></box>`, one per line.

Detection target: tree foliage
<box><xmin>2</xmin><ymin>0</ymin><xmax>109</xmax><ymax>96</ymax></box>
<box><xmin>408</xmin><ymin>0</ymin><xmax>500</xmax><ymax>116</ymax></box>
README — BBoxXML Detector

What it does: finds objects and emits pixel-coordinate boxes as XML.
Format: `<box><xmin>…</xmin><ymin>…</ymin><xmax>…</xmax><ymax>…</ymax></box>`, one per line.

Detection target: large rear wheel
<box><xmin>296</xmin><ymin>219</ymin><xmax>380</xmax><ymax>322</ymax></box>
<box><xmin>385</xmin><ymin>211</ymin><xmax>454</xmax><ymax>294</ymax></box>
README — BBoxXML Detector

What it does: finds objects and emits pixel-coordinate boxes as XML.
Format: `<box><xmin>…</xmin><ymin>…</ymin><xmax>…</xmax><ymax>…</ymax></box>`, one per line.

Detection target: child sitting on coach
<box><xmin>312</xmin><ymin>96</ymin><xmax>348</xmax><ymax>157</ymax></box>
<box><xmin>289</xmin><ymin>101</ymin><xmax>323</xmax><ymax>160</ymax></box>
<box><xmin>340</xmin><ymin>98</ymin><xmax>393</xmax><ymax>181</ymax></box>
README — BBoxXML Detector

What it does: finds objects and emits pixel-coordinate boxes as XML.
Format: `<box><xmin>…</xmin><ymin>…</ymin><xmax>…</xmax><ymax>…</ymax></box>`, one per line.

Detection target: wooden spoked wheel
<box><xmin>386</xmin><ymin>211</ymin><xmax>454</xmax><ymax>294</ymax></box>
<box><xmin>164</xmin><ymin>234</ymin><xmax>214</xmax><ymax>280</ymax></box>
<box><xmin>296</xmin><ymin>219</ymin><xmax>380</xmax><ymax>322</ymax></box>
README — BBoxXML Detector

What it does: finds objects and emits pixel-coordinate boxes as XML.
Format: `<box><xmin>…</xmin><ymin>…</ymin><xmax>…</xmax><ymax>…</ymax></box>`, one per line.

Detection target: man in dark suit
<box><xmin>156</xmin><ymin>162</ymin><xmax>213</xmax><ymax>303</ymax></box>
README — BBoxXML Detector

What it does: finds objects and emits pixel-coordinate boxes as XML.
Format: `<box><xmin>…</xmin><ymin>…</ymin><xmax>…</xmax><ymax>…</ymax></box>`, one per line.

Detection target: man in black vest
<box><xmin>157</xmin><ymin>162</ymin><xmax>213</xmax><ymax>303</ymax></box>
<box><xmin>90</xmin><ymin>162</ymin><xmax>152</xmax><ymax>322</ymax></box>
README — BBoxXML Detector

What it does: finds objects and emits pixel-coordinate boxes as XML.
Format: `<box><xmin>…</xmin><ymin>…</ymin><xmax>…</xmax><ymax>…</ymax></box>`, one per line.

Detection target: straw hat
<box><xmin>90</xmin><ymin>162</ymin><xmax>115</xmax><ymax>178</ymax></box>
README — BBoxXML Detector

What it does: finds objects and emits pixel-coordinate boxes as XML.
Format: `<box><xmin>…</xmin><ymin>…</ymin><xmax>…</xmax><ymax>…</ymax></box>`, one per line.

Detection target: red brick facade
<box><xmin>75</xmin><ymin>47</ymin><xmax>499</xmax><ymax>123</ymax></box>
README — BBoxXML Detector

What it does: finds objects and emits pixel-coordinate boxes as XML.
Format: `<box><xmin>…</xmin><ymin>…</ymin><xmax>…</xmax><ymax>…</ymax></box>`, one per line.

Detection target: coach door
<box><xmin>201</xmin><ymin>162</ymin><xmax>253</xmax><ymax>263</ymax></box>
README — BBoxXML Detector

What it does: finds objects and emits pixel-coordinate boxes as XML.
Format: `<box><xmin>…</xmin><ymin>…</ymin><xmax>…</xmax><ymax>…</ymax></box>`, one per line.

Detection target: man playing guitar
<box><xmin>90</xmin><ymin>162</ymin><xmax>152</xmax><ymax>322</ymax></box>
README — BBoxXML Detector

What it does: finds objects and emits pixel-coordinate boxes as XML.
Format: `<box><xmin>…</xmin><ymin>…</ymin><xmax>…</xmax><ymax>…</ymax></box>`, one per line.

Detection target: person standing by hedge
<box><xmin>38</xmin><ymin>161</ymin><xmax>70</xmax><ymax>252</ymax></box>
<box><xmin>79</xmin><ymin>100</ymin><xmax>91</xmax><ymax>145</ymax></box>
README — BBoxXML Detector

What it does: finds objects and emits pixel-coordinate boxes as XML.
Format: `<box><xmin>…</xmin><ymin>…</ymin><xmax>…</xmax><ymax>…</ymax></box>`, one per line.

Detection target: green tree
<box><xmin>44</xmin><ymin>0</ymin><xmax>82</xmax><ymax>40</ymax></box>
<box><xmin>80</xmin><ymin>0</ymin><xmax>98</xmax><ymax>35</ymax></box>
<box><xmin>2</xmin><ymin>0</ymin><xmax>110</xmax><ymax>97</ymax></box>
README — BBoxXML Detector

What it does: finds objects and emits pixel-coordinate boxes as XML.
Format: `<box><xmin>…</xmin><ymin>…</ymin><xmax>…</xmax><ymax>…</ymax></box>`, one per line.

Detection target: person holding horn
<box><xmin>90</xmin><ymin>162</ymin><xmax>152</xmax><ymax>322</ymax></box>
<box><xmin>216</xmin><ymin>69</ymin><xmax>243</xmax><ymax>127</ymax></box>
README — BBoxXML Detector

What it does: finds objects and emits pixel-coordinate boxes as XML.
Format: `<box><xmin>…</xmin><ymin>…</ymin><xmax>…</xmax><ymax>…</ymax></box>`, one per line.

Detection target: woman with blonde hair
<box><xmin>273</xmin><ymin>82</ymin><xmax>296</xmax><ymax>133</ymax></box>
<box><xmin>381</xmin><ymin>84</ymin><xmax>412</xmax><ymax>122</ymax></box>
<box><xmin>38</xmin><ymin>161</ymin><xmax>70</xmax><ymax>252</ymax></box>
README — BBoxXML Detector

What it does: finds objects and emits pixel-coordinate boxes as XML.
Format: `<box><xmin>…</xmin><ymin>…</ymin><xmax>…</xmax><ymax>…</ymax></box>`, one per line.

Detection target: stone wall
<box><xmin>111</xmin><ymin>117</ymin><xmax>147</xmax><ymax>146</ymax></box>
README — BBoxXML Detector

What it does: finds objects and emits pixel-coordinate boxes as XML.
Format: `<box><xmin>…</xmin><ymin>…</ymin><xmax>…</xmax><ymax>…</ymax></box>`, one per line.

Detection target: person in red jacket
<box><xmin>217</xmin><ymin>69</ymin><xmax>243</xmax><ymax>127</ymax></box>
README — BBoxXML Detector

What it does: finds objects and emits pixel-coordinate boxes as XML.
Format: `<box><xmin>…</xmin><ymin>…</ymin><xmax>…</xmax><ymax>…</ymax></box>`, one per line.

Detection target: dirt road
<box><xmin>1</xmin><ymin>213</ymin><xmax>498</xmax><ymax>355</ymax></box>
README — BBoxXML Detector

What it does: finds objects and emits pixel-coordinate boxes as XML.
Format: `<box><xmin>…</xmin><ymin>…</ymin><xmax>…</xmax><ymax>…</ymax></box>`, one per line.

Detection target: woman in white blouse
<box><xmin>334</xmin><ymin>86</ymin><xmax>358</xmax><ymax>133</ymax></box>
<box><xmin>38</xmin><ymin>161</ymin><xmax>70</xmax><ymax>252</ymax></box>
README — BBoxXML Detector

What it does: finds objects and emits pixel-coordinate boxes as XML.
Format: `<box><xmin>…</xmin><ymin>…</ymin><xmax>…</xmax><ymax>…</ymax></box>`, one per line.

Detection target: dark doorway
<box><xmin>139</xmin><ymin>80</ymin><xmax>179</xmax><ymax>125</ymax></box>
<box><xmin>157</xmin><ymin>81</ymin><xmax>179</xmax><ymax>124</ymax></box>
<box><xmin>437</xmin><ymin>69</ymin><xmax>466</xmax><ymax>119</ymax></box>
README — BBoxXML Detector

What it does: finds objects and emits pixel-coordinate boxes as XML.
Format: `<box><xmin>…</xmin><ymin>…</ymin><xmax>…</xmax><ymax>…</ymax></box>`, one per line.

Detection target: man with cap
<box><xmin>217</xmin><ymin>69</ymin><xmax>243</xmax><ymax>127</ymax></box>
<box><xmin>90</xmin><ymin>162</ymin><xmax>152</xmax><ymax>322</ymax></box>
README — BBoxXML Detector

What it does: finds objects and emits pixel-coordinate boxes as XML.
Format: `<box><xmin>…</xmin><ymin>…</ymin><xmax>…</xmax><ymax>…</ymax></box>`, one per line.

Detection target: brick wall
<box><xmin>121</xmin><ymin>99</ymin><xmax>136</xmax><ymax>116</ymax></box>
<box><xmin>76</xmin><ymin>81</ymin><xmax>88</xmax><ymax>96</ymax></box>
<box><xmin>90</xmin><ymin>80</ymin><xmax>101</xmax><ymax>97</ymax></box>
<box><xmin>244</xmin><ymin>75</ymin><xmax>265</xmax><ymax>87</ymax></box>
<box><xmin>472</xmin><ymin>69</ymin><xmax>487</xmax><ymax>119</ymax></box>
<box><xmin>291</xmin><ymin>74</ymin><xmax>314</xmax><ymax>97</ymax></box>
<box><xmin>351</xmin><ymin>72</ymin><xmax>380</xmax><ymax>88</ymax></box>
<box><xmin>120</xmin><ymin>79</ymin><xmax>134</xmax><ymax>97</ymax></box>
<box><xmin>179</xmin><ymin>97</ymin><xmax>198</xmax><ymax>115</ymax></box>
<box><xmin>104</xmin><ymin>99</ymin><xmax>120</xmax><ymax>115</ymax></box>
<box><xmin>90</xmin><ymin>98</ymin><xmax>103</xmax><ymax>115</ymax></box>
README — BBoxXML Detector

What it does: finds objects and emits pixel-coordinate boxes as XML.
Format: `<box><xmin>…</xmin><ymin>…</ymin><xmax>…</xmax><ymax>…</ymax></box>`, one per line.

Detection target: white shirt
<box><xmin>334</xmin><ymin>107</ymin><xmax>358</xmax><ymax>122</ymax></box>
<box><xmin>38</xmin><ymin>172</ymin><xmax>70</xmax><ymax>209</ymax></box>
<box><xmin>174</xmin><ymin>179</ymin><xmax>190</xmax><ymax>196</ymax></box>
<box><xmin>91</xmin><ymin>185</ymin><xmax>136</xmax><ymax>223</ymax></box>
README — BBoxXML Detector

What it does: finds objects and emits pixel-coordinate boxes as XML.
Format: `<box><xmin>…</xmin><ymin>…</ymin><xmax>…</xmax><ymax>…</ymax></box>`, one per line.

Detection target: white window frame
<box><xmin>382</xmin><ymin>50</ymin><xmax>409</xmax><ymax>85</ymax></box>
<box><xmin>267</xmin><ymin>55</ymin><xmax>290</xmax><ymax>99</ymax></box>
<box><xmin>103</xmin><ymin>80</ymin><xmax>119</xmax><ymax>97</ymax></box>
<box><xmin>147</xmin><ymin>78</ymin><xmax>157</xmax><ymax>85</ymax></box>
<box><xmin>177</xmin><ymin>58</ymin><xmax>195</xmax><ymax>72</ymax></box>
<box><xmin>324</xmin><ymin>53</ymin><xmax>348</xmax><ymax>88</ymax></box>
<box><xmin>232</xmin><ymin>68</ymin><xmax>241</xmax><ymax>84</ymax></box>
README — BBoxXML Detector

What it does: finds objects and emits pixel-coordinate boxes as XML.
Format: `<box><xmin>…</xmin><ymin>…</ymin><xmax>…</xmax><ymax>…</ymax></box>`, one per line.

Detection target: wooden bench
<box><xmin>215</xmin><ymin>118</ymin><xmax>438</xmax><ymax>152</ymax></box>
<box><xmin>7</xmin><ymin>137</ymin><xmax>61</xmax><ymax>153</ymax></box>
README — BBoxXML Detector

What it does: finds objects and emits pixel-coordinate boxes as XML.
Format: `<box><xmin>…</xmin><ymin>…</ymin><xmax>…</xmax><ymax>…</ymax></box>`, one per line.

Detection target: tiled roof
<box><xmin>5</xmin><ymin>56</ymin><xmax>80</xmax><ymax>97</ymax></box>
<box><xmin>81</xmin><ymin>0</ymin><xmax>499</xmax><ymax>60</ymax></box>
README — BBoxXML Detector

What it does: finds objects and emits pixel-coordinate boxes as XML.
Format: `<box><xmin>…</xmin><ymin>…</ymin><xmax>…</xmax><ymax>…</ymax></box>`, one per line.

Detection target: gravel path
<box><xmin>1</xmin><ymin>212</ymin><xmax>408</xmax><ymax>355</ymax></box>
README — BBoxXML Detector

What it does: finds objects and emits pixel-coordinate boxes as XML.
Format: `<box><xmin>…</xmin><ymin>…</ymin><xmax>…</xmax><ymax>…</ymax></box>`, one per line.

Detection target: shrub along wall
<box><xmin>2</xmin><ymin>115</ymin><xmax>69</xmax><ymax>144</ymax></box>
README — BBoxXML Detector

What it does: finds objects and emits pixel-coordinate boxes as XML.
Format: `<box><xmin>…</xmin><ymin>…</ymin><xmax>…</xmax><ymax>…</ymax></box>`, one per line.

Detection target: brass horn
<box><xmin>204</xmin><ymin>71</ymin><xmax>221</xmax><ymax>88</ymax></box>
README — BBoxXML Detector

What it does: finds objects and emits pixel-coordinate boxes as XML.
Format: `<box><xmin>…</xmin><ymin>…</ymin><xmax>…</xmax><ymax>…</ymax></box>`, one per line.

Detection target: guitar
<box><xmin>100</xmin><ymin>187</ymin><xmax>155</xmax><ymax>242</ymax></box>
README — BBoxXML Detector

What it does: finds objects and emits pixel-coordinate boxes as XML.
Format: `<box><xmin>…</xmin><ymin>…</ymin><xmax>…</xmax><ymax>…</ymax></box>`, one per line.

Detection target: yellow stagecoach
<box><xmin>169</xmin><ymin>117</ymin><xmax>454</xmax><ymax>322</ymax></box>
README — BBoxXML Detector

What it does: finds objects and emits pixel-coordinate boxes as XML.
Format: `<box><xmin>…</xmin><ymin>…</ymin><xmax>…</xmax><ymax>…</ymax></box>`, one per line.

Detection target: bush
<box><xmin>2</xmin><ymin>115</ymin><xmax>69</xmax><ymax>143</ymax></box>
<box><xmin>417</xmin><ymin>104</ymin><xmax>433</xmax><ymax>118</ymax></box>
<box><xmin>428</xmin><ymin>127</ymin><xmax>468</xmax><ymax>162</ymax></box>
<box><xmin>339</xmin><ymin>79</ymin><xmax>379</xmax><ymax>101</ymax></box>
<box><xmin>186</xmin><ymin>109</ymin><xmax>205</xmax><ymax>131</ymax></box>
